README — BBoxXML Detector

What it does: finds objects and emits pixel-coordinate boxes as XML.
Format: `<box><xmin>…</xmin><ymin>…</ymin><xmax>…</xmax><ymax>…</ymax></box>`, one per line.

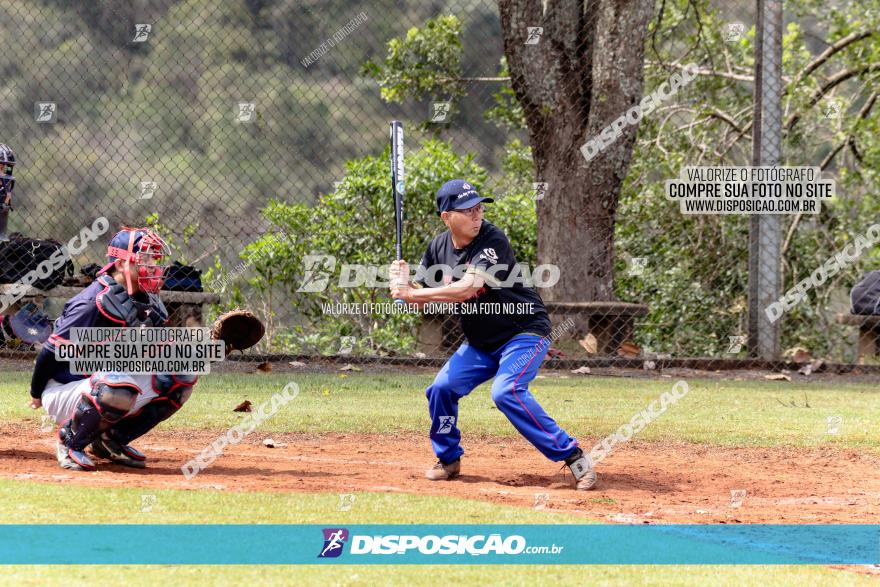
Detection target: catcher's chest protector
<box><xmin>95</xmin><ymin>275</ymin><xmax>168</xmax><ymax>327</ymax></box>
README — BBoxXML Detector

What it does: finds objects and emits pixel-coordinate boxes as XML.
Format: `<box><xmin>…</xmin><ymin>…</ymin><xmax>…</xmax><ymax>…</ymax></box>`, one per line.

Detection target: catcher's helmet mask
<box><xmin>98</xmin><ymin>227</ymin><xmax>171</xmax><ymax>295</ymax></box>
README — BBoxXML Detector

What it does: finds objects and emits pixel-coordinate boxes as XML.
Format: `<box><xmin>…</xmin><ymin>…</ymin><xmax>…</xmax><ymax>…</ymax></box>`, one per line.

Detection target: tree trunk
<box><xmin>498</xmin><ymin>0</ymin><xmax>654</xmax><ymax>302</ymax></box>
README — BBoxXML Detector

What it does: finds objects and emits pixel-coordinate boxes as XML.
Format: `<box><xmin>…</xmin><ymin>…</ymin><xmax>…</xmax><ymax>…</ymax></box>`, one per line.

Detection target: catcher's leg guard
<box><xmin>58</xmin><ymin>374</ymin><xmax>139</xmax><ymax>453</ymax></box>
<box><xmin>107</xmin><ymin>374</ymin><xmax>196</xmax><ymax>446</ymax></box>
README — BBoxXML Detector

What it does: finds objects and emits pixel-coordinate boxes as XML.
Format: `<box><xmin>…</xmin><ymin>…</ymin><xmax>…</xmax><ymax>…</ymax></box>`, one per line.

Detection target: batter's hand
<box><xmin>29</xmin><ymin>398</ymin><xmax>41</xmax><ymax>409</ymax></box>
<box><xmin>389</xmin><ymin>260</ymin><xmax>410</xmax><ymax>302</ymax></box>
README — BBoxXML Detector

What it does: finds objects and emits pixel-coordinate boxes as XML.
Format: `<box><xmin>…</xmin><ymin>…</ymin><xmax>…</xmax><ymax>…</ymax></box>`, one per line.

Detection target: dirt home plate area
<box><xmin>0</xmin><ymin>423</ymin><xmax>877</xmax><ymax>525</ymax></box>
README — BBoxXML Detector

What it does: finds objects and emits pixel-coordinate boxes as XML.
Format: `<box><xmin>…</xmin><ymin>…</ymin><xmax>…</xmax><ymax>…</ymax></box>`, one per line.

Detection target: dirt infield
<box><xmin>0</xmin><ymin>423</ymin><xmax>878</xmax><ymax>524</ymax></box>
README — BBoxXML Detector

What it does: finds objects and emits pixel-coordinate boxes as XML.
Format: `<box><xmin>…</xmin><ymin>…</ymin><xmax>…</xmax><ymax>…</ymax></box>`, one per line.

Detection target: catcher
<box><xmin>28</xmin><ymin>225</ymin><xmax>263</xmax><ymax>471</ymax></box>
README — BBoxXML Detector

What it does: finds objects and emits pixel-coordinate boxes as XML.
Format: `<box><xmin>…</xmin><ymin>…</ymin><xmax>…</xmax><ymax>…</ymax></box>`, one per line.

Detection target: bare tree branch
<box><xmin>785</xmin><ymin>64</ymin><xmax>880</xmax><ymax>131</ymax></box>
<box><xmin>707</xmin><ymin>107</ymin><xmax>746</xmax><ymax>134</ymax></box>
<box><xmin>787</xmin><ymin>30</ymin><xmax>876</xmax><ymax>92</ymax></box>
<box><xmin>784</xmin><ymin>92</ymin><xmax>877</xmax><ymax>256</ymax></box>
<box><xmin>645</xmin><ymin>61</ymin><xmax>759</xmax><ymax>83</ymax></box>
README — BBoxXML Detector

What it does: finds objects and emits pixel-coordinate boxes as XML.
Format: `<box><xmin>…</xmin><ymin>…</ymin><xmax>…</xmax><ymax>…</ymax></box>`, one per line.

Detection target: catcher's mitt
<box><xmin>210</xmin><ymin>309</ymin><xmax>265</xmax><ymax>353</ymax></box>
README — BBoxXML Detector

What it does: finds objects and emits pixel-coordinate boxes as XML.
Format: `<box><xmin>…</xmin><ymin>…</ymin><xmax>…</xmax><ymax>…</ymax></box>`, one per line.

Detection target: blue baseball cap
<box><xmin>436</xmin><ymin>179</ymin><xmax>494</xmax><ymax>215</ymax></box>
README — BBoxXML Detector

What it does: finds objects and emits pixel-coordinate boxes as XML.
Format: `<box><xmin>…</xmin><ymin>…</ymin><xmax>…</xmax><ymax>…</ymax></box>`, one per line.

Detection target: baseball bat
<box><xmin>390</xmin><ymin>120</ymin><xmax>405</xmax><ymax>303</ymax></box>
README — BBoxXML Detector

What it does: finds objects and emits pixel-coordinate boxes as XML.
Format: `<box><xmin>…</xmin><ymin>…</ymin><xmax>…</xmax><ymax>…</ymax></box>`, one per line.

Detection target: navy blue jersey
<box><xmin>30</xmin><ymin>275</ymin><xmax>164</xmax><ymax>397</ymax></box>
<box><xmin>415</xmin><ymin>221</ymin><xmax>551</xmax><ymax>351</ymax></box>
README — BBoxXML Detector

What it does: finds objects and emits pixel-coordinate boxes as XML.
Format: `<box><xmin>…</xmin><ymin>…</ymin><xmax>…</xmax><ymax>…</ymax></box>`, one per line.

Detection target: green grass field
<box><xmin>0</xmin><ymin>371</ymin><xmax>877</xmax><ymax>585</ymax></box>
<box><xmin>2</xmin><ymin>371</ymin><xmax>877</xmax><ymax>451</ymax></box>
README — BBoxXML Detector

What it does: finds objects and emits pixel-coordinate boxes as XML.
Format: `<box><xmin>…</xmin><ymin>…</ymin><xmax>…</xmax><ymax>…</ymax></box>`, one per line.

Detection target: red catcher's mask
<box><xmin>104</xmin><ymin>227</ymin><xmax>170</xmax><ymax>295</ymax></box>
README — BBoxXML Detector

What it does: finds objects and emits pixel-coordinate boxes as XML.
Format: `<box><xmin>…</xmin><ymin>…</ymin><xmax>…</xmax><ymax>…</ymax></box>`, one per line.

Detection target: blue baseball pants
<box><xmin>425</xmin><ymin>333</ymin><xmax>578</xmax><ymax>463</ymax></box>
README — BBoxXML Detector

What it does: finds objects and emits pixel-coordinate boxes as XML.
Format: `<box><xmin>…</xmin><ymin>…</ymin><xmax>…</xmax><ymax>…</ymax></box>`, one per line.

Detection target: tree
<box><xmin>497</xmin><ymin>0</ymin><xmax>654</xmax><ymax>301</ymax></box>
<box><xmin>366</xmin><ymin>3</ymin><xmax>655</xmax><ymax>302</ymax></box>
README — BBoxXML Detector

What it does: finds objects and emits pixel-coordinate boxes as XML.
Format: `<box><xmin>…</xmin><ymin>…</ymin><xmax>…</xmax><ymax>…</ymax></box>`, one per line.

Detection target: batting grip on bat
<box><xmin>389</xmin><ymin>259</ymin><xmax>413</xmax><ymax>302</ymax></box>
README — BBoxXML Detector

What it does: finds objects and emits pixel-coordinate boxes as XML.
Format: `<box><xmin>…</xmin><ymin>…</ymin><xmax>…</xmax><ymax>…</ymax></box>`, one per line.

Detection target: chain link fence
<box><xmin>1</xmin><ymin>0</ymin><xmax>878</xmax><ymax>368</ymax></box>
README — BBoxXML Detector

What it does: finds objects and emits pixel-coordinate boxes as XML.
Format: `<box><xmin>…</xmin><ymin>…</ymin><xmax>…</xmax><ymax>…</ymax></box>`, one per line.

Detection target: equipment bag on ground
<box><xmin>0</xmin><ymin>233</ymin><xmax>73</xmax><ymax>290</ymax></box>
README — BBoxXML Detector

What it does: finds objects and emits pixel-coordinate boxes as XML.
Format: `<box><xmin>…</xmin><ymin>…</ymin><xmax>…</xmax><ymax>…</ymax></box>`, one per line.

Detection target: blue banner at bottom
<box><xmin>0</xmin><ymin>525</ymin><xmax>877</xmax><ymax>564</ymax></box>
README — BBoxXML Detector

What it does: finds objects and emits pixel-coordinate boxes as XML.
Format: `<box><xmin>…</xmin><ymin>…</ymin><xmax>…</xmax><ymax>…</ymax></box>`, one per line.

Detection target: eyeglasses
<box><xmin>452</xmin><ymin>204</ymin><xmax>484</xmax><ymax>219</ymax></box>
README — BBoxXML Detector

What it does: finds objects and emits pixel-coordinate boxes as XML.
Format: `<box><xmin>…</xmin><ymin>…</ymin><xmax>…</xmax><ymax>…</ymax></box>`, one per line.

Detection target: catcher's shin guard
<box><xmin>108</xmin><ymin>374</ymin><xmax>196</xmax><ymax>445</ymax></box>
<box><xmin>59</xmin><ymin>374</ymin><xmax>139</xmax><ymax>452</ymax></box>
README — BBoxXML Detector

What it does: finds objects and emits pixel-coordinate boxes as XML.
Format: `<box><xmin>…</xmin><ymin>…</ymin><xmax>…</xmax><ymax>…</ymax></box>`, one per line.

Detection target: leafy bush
<box><xmin>236</xmin><ymin>138</ymin><xmax>537</xmax><ymax>355</ymax></box>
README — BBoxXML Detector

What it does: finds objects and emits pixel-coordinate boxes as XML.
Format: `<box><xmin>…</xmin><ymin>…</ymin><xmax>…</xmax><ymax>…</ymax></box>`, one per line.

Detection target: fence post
<box><xmin>748</xmin><ymin>0</ymin><xmax>783</xmax><ymax>360</ymax></box>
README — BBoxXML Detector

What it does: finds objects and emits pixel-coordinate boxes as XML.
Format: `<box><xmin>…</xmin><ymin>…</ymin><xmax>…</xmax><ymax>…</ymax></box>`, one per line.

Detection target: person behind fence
<box><xmin>28</xmin><ymin>226</ymin><xmax>199</xmax><ymax>471</ymax></box>
<box><xmin>0</xmin><ymin>143</ymin><xmax>15</xmax><ymax>242</ymax></box>
<box><xmin>389</xmin><ymin>179</ymin><xmax>597</xmax><ymax>490</ymax></box>
<box><xmin>850</xmin><ymin>269</ymin><xmax>880</xmax><ymax>315</ymax></box>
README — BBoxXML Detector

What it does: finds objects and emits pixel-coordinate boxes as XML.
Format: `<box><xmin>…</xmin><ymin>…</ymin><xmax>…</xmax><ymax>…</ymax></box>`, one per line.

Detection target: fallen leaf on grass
<box><xmin>233</xmin><ymin>400</ymin><xmax>252</xmax><ymax>412</ymax></box>
<box><xmin>764</xmin><ymin>373</ymin><xmax>791</xmax><ymax>381</ymax></box>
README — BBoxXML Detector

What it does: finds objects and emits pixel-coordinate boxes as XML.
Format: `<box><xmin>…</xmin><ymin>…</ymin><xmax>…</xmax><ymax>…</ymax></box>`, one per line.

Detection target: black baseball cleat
<box><xmin>56</xmin><ymin>442</ymin><xmax>96</xmax><ymax>471</ymax></box>
<box><xmin>90</xmin><ymin>434</ymin><xmax>147</xmax><ymax>469</ymax></box>
<box><xmin>565</xmin><ymin>448</ymin><xmax>598</xmax><ymax>490</ymax></box>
